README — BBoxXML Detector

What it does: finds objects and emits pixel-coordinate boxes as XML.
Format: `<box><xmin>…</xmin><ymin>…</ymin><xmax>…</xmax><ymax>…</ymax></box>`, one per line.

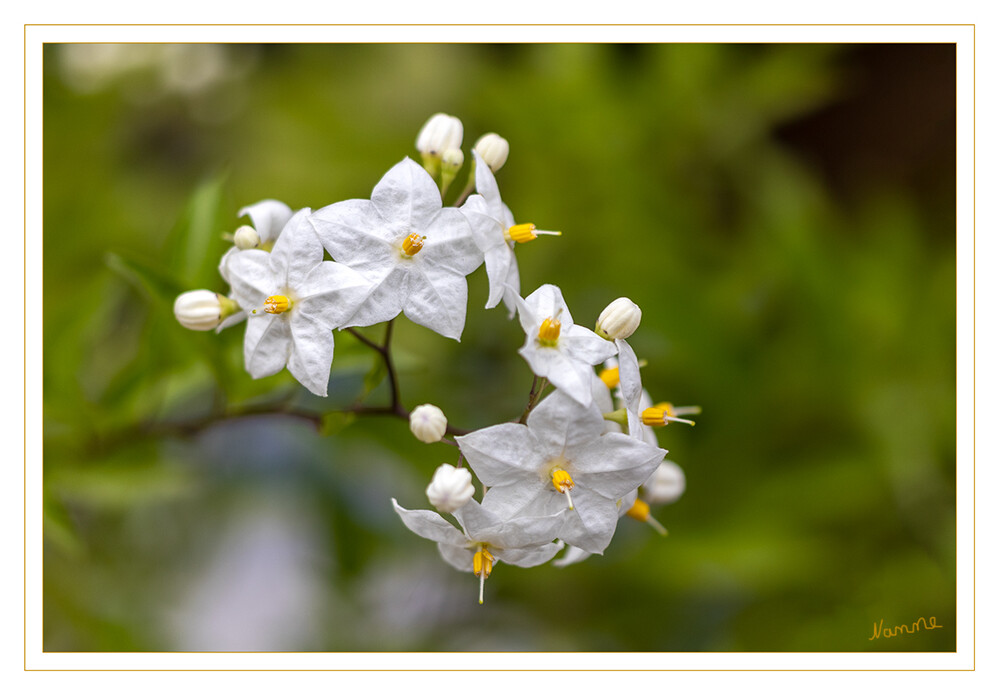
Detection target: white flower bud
<box><xmin>643</xmin><ymin>460</ymin><xmax>686</xmax><ymax>505</ymax></box>
<box><xmin>426</xmin><ymin>463</ymin><xmax>475</xmax><ymax>513</ymax></box>
<box><xmin>416</xmin><ymin>113</ymin><xmax>463</xmax><ymax>157</ymax></box>
<box><xmin>409</xmin><ymin>404</ymin><xmax>448</xmax><ymax>443</ymax></box>
<box><xmin>233</xmin><ymin>224</ymin><xmax>260</xmax><ymax>250</ymax></box>
<box><xmin>441</xmin><ymin>147</ymin><xmax>464</xmax><ymax>169</ymax></box>
<box><xmin>595</xmin><ymin>297</ymin><xmax>642</xmax><ymax>341</ymax></box>
<box><xmin>473</xmin><ymin>133</ymin><xmax>509</xmax><ymax>172</ymax></box>
<box><xmin>174</xmin><ymin>290</ymin><xmax>223</xmax><ymax>331</ymax></box>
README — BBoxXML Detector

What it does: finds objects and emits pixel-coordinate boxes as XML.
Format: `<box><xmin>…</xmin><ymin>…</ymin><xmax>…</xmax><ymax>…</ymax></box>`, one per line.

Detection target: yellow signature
<box><xmin>868</xmin><ymin>616</ymin><xmax>943</xmax><ymax>640</ymax></box>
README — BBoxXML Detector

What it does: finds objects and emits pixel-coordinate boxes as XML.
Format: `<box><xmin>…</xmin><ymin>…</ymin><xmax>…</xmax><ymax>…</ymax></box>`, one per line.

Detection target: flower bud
<box><xmin>426</xmin><ymin>463</ymin><xmax>475</xmax><ymax>513</ymax></box>
<box><xmin>409</xmin><ymin>403</ymin><xmax>448</xmax><ymax>443</ymax></box>
<box><xmin>473</xmin><ymin>133</ymin><xmax>509</xmax><ymax>172</ymax></box>
<box><xmin>595</xmin><ymin>297</ymin><xmax>642</xmax><ymax>341</ymax></box>
<box><xmin>440</xmin><ymin>147</ymin><xmax>464</xmax><ymax>195</ymax></box>
<box><xmin>233</xmin><ymin>225</ymin><xmax>260</xmax><ymax>250</ymax></box>
<box><xmin>416</xmin><ymin>113</ymin><xmax>463</xmax><ymax>157</ymax></box>
<box><xmin>642</xmin><ymin>460</ymin><xmax>686</xmax><ymax>505</ymax></box>
<box><xmin>174</xmin><ymin>290</ymin><xmax>224</xmax><ymax>331</ymax></box>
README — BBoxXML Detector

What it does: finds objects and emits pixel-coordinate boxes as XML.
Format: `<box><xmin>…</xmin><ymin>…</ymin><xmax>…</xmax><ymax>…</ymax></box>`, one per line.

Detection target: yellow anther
<box><xmin>401</xmin><ymin>233</ymin><xmax>426</xmax><ymax>256</ymax></box>
<box><xmin>263</xmin><ymin>295</ymin><xmax>292</xmax><ymax>314</ymax></box>
<box><xmin>599</xmin><ymin>366</ymin><xmax>620</xmax><ymax>389</ymax></box>
<box><xmin>537</xmin><ymin>317</ymin><xmax>562</xmax><ymax>347</ymax></box>
<box><xmin>626</xmin><ymin>499</ymin><xmax>668</xmax><ymax>536</ymax></box>
<box><xmin>642</xmin><ymin>404</ymin><xmax>696</xmax><ymax>427</ymax></box>
<box><xmin>505</xmin><ymin>223</ymin><xmax>562</xmax><ymax>244</ymax></box>
<box><xmin>473</xmin><ymin>547</ymin><xmax>494</xmax><ymax>579</ymax></box>
<box><xmin>626</xmin><ymin>498</ymin><xmax>651</xmax><ymax>522</ymax></box>
<box><xmin>552</xmin><ymin>468</ymin><xmax>575</xmax><ymax>494</ymax></box>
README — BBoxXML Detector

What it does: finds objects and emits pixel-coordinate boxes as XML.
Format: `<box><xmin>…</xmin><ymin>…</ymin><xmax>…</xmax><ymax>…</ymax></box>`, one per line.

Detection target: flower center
<box><xmin>263</xmin><ymin>295</ymin><xmax>292</xmax><ymax>314</ymax></box>
<box><xmin>599</xmin><ymin>366</ymin><xmax>620</xmax><ymax>389</ymax></box>
<box><xmin>551</xmin><ymin>468</ymin><xmax>575</xmax><ymax>510</ymax></box>
<box><xmin>504</xmin><ymin>223</ymin><xmax>562</xmax><ymax>244</ymax></box>
<box><xmin>401</xmin><ymin>233</ymin><xmax>427</xmax><ymax>256</ymax></box>
<box><xmin>537</xmin><ymin>317</ymin><xmax>562</xmax><ymax>347</ymax></box>
<box><xmin>473</xmin><ymin>545</ymin><xmax>495</xmax><ymax>605</ymax></box>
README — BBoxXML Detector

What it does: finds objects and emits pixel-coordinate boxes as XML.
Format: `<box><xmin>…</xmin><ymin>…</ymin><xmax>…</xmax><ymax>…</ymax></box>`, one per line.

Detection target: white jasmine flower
<box><xmin>409</xmin><ymin>404</ymin><xmax>448</xmax><ymax>443</ymax></box>
<box><xmin>595</xmin><ymin>297</ymin><xmax>642</xmax><ymax>341</ymax></box>
<box><xmin>309</xmin><ymin>158</ymin><xmax>483</xmax><ymax>341</ymax></box>
<box><xmin>460</xmin><ymin>152</ymin><xmax>560</xmax><ymax>314</ymax></box>
<box><xmin>456</xmin><ymin>389</ymin><xmax>665</xmax><ymax>554</ymax></box>
<box><xmin>225</xmin><ymin>208</ymin><xmax>373</xmax><ymax>396</ymax></box>
<box><xmin>173</xmin><ymin>290</ymin><xmax>239</xmax><ymax>331</ymax></box>
<box><xmin>642</xmin><ymin>460</ymin><xmax>687</xmax><ymax>505</ymax></box>
<box><xmin>425</xmin><ymin>463</ymin><xmax>474</xmax><ymax>513</ymax></box>
<box><xmin>472</xmin><ymin>133</ymin><xmax>509</xmax><ymax>172</ymax></box>
<box><xmin>392</xmin><ymin>498</ymin><xmax>565</xmax><ymax>604</ymax></box>
<box><xmin>512</xmin><ymin>284</ymin><xmax>617</xmax><ymax>406</ymax></box>
<box><xmin>415</xmin><ymin>113</ymin><xmax>463</xmax><ymax>158</ymax></box>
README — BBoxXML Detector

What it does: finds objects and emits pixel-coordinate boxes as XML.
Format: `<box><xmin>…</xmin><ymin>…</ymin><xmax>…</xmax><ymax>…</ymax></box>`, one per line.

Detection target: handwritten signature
<box><xmin>868</xmin><ymin>616</ymin><xmax>943</xmax><ymax>641</ymax></box>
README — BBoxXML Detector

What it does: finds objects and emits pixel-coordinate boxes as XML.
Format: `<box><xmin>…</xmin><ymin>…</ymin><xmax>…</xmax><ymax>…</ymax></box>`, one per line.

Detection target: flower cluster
<box><xmin>173</xmin><ymin>113</ymin><xmax>698</xmax><ymax>604</ymax></box>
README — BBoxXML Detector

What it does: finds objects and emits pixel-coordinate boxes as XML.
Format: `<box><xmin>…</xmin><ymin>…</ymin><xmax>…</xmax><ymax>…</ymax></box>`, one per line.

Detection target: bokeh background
<box><xmin>42</xmin><ymin>43</ymin><xmax>956</xmax><ymax>652</ymax></box>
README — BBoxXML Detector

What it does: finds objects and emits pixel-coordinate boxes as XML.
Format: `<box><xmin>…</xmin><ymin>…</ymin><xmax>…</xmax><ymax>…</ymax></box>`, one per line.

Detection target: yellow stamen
<box><xmin>537</xmin><ymin>317</ymin><xmax>562</xmax><ymax>347</ymax></box>
<box><xmin>401</xmin><ymin>233</ymin><xmax>427</xmax><ymax>256</ymax></box>
<box><xmin>551</xmin><ymin>468</ymin><xmax>575</xmax><ymax>510</ymax></box>
<box><xmin>626</xmin><ymin>499</ymin><xmax>668</xmax><ymax>536</ymax></box>
<box><xmin>263</xmin><ymin>295</ymin><xmax>292</xmax><ymax>314</ymax></box>
<box><xmin>505</xmin><ymin>223</ymin><xmax>562</xmax><ymax>244</ymax></box>
<box><xmin>599</xmin><ymin>366</ymin><xmax>620</xmax><ymax>389</ymax></box>
<box><xmin>642</xmin><ymin>404</ymin><xmax>696</xmax><ymax>427</ymax></box>
<box><xmin>473</xmin><ymin>547</ymin><xmax>494</xmax><ymax>605</ymax></box>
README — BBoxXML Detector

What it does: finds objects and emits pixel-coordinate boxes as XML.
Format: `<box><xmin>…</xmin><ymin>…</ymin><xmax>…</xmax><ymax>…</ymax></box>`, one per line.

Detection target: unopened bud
<box><xmin>440</xmin><ymin>147</ymin><xmax>464</xmax><ymax>194</ymax></box>
<box><xmin>409</xmin><ymin>403</ymin><xmax>448</xmax><ymax>443</ymax></box>
<box><xmin>595</xmin><ymin>297</ymin><xmax>642</xmax><ymax>341</ymax></box>
<box><xmin>643</xmin><ymin>460</ymin><xmax>686</xmax><ymax>505</ymax></box>
<box><xmin>426</xmin><ymin>463</ymin><xmax>475</xmax><ymax>513</ymax></box>
<box><xmin>174</xmin><ymin>290</ymin><xmax>238</xmax><ymax>331</ymax></box>
<box><xmin>416</xmin><ymin>113</ymin><xmax>463</xmax><ymax>157</ymax></box>
<box><xmin>233</xmin><ymin>225</ymin><xmax>260</xmax><ymax>250</ymax></box>
<box><xmin>473</xmin><ymin>133</ymin><xmax>509</xmax><ymax>172</ymax></box>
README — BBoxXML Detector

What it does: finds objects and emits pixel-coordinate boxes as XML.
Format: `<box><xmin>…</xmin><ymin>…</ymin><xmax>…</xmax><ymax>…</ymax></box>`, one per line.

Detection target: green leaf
<box><xmin>361</xmin><ymin>355</ymin><xmax>388</xmax><ymax>398</ymax></box>
<box><xmin>105</xmin><ymin>251</ymin><xmax>185</xmax><ymax>307</ymax></box>
<box><xmin>320</xmin><ymin>411</ymin><xmax>357</xmax><ymax>436</ymax></box>
<box><xmin>165</xmin><ymin>171</ymin><xmax>231</xmax><ymax>287</ymax></box>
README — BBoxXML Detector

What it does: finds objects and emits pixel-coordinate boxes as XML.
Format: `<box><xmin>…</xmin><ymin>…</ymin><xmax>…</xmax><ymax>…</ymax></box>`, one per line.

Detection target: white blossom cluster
<box><xmin>173</xmin><ymin>113</ymin><xmax>697</xmax><ymax>604</ymax></box>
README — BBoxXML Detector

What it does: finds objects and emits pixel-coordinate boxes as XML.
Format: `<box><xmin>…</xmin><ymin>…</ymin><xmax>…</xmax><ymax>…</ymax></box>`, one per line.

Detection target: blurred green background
<box><xmin>42</xmin><ymin>43</ymin><xmax>956</xmax><ymax>652</ymax></box>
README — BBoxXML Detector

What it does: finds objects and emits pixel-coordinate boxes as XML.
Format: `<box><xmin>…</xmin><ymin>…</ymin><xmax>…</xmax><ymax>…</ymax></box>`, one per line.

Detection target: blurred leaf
<box><xmin>50</xmin><ymin>461</ymin><xmax>199</xmax><ymax>511</ymax></box>
<box><xmin>164</xmin><ymin>171</ymin><xmax>231</xmax><ymax>288</ymax></box>
<box><xmin>105</xmin><ymin>251</ymin><xmax>184</xmax><ymax>307</ymax></box>
<box><xmin>361</xmin><ymin>355</ymin><xmax>388</xmax><ymax>398</ymax></box>
<box><xmin>320</xmin><ymin>411</ymin><xmax>357</xmax><ymax>437</ymax></box>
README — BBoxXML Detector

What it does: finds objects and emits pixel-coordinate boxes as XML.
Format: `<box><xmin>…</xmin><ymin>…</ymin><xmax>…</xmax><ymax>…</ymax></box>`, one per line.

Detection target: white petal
<box><xmin>391</xmin><ymin>499</ymin><xmax>467</xmax><ymax>546</ymax></box>
<box><xmin>521</xmin><ymin>346</ymin><xmax>593</xmax><ymax>406</ymax></box>
<box><xmin>342</xmin><ymin>265</ymin><xmax>408</xmax><ymax>328</ymax></box>
<box><xmin>500</xmin><ymin>254</ymin><xmax>521</xmax><ymax>317</ymax></box>
<box><xmin>437</xmin><ymin>541</ymin><xmax>475</xmax><ymax>572</ymax></box>
<box><xmin>480</xmin><ymin>483</ymin><xmax>564</xmax><ymax>524</ymax></box>
<box><xmin>553</xmin><ymin>545</ymin><xmax>592</xmax><ymax>567</ymax></box>
<box><xmin>310</xmin><ymin>199</ymin><xmax>397</xmax><ymax>272</ymax></box>
<box><xmin>526</xmin><ymin>389</ymin><xmax>605</xmax><ymax>453</ymax></box>
<box><xmin>615</xmin><ymin>338</ymin><xmax>643</xmax><ymax>413</ymax></box>
<box><xmin>267</xmin><ymin>208</ymin><xmax>324</xmax><ymax>289</ymax></box>
<box><xmin>475</xmin><ymin>511</ymin><xmax>566</xmax><ymax>550</ymax></box>
<box><xmin>523</xmin><ymin>284</ymin><xmax>574</xmax><ymax>329</ymax></box>
<box><xmin>403</xmin><ymin>266</ymin><xmax>468</xmax><ymax>341</ymax></box>
<box><xmin>456</xmin><ymin>424</ymin><xmax>547</xmax><ymax>487</ymax></box>
<box><xmin>556</xmin><ymin>487</ymin><xmax>620</xmax><ymax>554</ymax></box>
<box><xmin>226</xmin><ymin>249</ymin><xmax>276</xmax><ymax>310</ymax></box>
<box><xmin>495</xmin><ymin>541</ymin><xmax>564</xmax><ymax>568</ymax></box>
<box><xmin>471</xmin><ymin>150</ymin><xmax>503</xmax><ymax>212</ymax></box>
<box><xmin>238</xmin><ymin>199</ymin><xmax>293</xmax><ymax>243</ymax></box>
<box><xmin>287</xmin><ymin>313</ymin><xmax>335</xmax><ymax>397</ymax></box>
<box><xmin>570</xmin><ymin>434</ymin><xmax>666</xmax><ymax>499</ymax></box>
<box><xmin>561</xmin><ymin>325</ymin><xmax>618</xmax><ymax>365</ymax></box>
<box><xmin>243</xmin><ymin>314</ymin><xmax>291</xmax><ymax>379</ymax></box>
<box><xmin>297</xmin><ymin>261</ymin><xmax>374</xmax><ymax>328</ymax></box>
<box><xmin>371</xmin><ymin>157</ymin><xmax>443</xmax><ymax>232</ymax></box>
<box><xmin>421</xmin><ymin>208</ymin><xmax>482</xmax><ymax>277</ymax></box>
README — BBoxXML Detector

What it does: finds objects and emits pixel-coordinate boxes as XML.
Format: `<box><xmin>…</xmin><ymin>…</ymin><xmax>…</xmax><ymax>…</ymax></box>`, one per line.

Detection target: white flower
<box><xmin>595</xmin><ymin>297</ymin><xmax>642</xmax><ymax>341</ymax></box>
<box><xmin>233</xmin><ymin>225</ymin><xmax>260</xmax><ymax>250</ymax></box>
<box><xmin>309</xmin><ymin>158</ymin><xmax>483</xmax><ymax>341</ymax></box>
<box><xmin>410</xmin><ymin>404</ymin><xmax>448</xmax><ymax>443</ymax></box>
<box><xmin>473</xmin><ymin>133</ymin><xmax>509</xmax><ymax>172</ymax></box>
<box><xmin>415</xmin><ymin>113</ymin><xmax>463</xmax><ymax>157</ymax></box>
<box><xmin>392</xmin><ymin>498</ymin><xmax>565</xmax><ymax>604</ymax></box>
<box><xmin>460</xmin><ymin>152</ymin><xmax>560</xmax><ymax>315</ymax></box>
<box><xmin>174</xmin><ymin>290</ymin><xmax>239</xmax><ymax>331</ymax></box>
<box><xmin>642</xmin><ymin>460</ymin><xmax>686</xmax><ymax>505</ymax></box>
<box><xmin>425</xmin><ymin>463</ymin><xmax>474</xmax><ymax>513</ymax></box>
<box><xmin>225</xmin><ymin>208</ymin><xmax>373</xmax><ymax>396</ymax></box>
<box><xmin>456</xmin><ymin>389</ymin><xmax>666</xmax><ymax>554</ymax></box>
<box><xmin>512</xmin><ymin>284</ymin><xmax>618</xmax><ymax>406</ymax></box>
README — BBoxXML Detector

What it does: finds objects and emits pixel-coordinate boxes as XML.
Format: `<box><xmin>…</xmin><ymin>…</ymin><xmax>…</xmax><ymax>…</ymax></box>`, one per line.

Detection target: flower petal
<box><xmin>523</xmin><ymin>284</ymin><xmax>574</xmax><ymax>329</ymax></box>
<box><xmin>437</xmin><ymin>541</ymin><xmax>475</xmax><ymax>572</ymax></box>
<box><xmin>287</xmin><ymin>312</ymin><xmax>335</xmax><ymax>397</ymax></box>
<box><xmin>494</xmin><ymin>541</ymin><xmax>564</xmax><ymax>568</ymax></box>
<box><xmin>615</xmin><ymin>338</ymin><xmax>643</xmax><ymax>413</ymax></box>
<box><xmin>556</xmin><ymin>487</ymin><xmax>620</xmax><ymax>554</ymax></box>
<box><xmin>297</xmin><ymin>261</ymin><xmax>374</xmax><ymax>328</ymax></box>
<box><xmin>243</xmin><ymin>314</ymin><xmax>291</xmax><ymax>379</ymax></box>
<box><xmin>226</xmin><ymin>249</ymin><xmax>276</xmax><ymax>310</ymax></box>
<box><xmin>310</xmin><ymin>198</ymin><xmax>397</xmax><ymax>272</ymax></box>
<box><xmin>403</xmin><ymin>266</ymin><xmax>468</xmax><ymax>341</ymax></box>
<box><xmin>391</xmin><ymin>499</ymin><xmax>467</xmax><ymax>546</ymax></box>
<box><xmin>267</xmin><ymin>208</ymin><xmax>324</xmax><ymax>289</ymax></box>
<box><xmin>421</xmin><ymin>208</ymin><xmax>482</xmax><ymax>277</ymax></box>
<box><xmin>456</xmin><ymin>424</ymin><xmax>546</xmax><ymax>487</ymax></box>
<box><xmin>570</xmin><ymin>433</ymin><xmax>666</xmax><ymax>499</ymax></box>
<box><xmin>561</xmin><ymin>324</ymin><xmax>618</xmax><ymax>365</ymax></box>
<box><xmin>371</xmin><ymin>157</ymin><xmax>443</xmax><ymax>232</ymax></box>
<box><xmin>521</xmin><ymin>346</ymin><xmax>593</xmax><ymax>406</ymax></box>
<box><xmin>342</xmin><ymin>265</ymin><xmax>408</xmax><ymax>328</ymax></box>
<box><xmin>526</xmin><ymin>389</ymin><xmax>605</xmax><ymax>453</ymax></box>
<box><xmin>239</xmin><ymin>199</ymin><xmax>293</xmax><ymax>243</ymax></box>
